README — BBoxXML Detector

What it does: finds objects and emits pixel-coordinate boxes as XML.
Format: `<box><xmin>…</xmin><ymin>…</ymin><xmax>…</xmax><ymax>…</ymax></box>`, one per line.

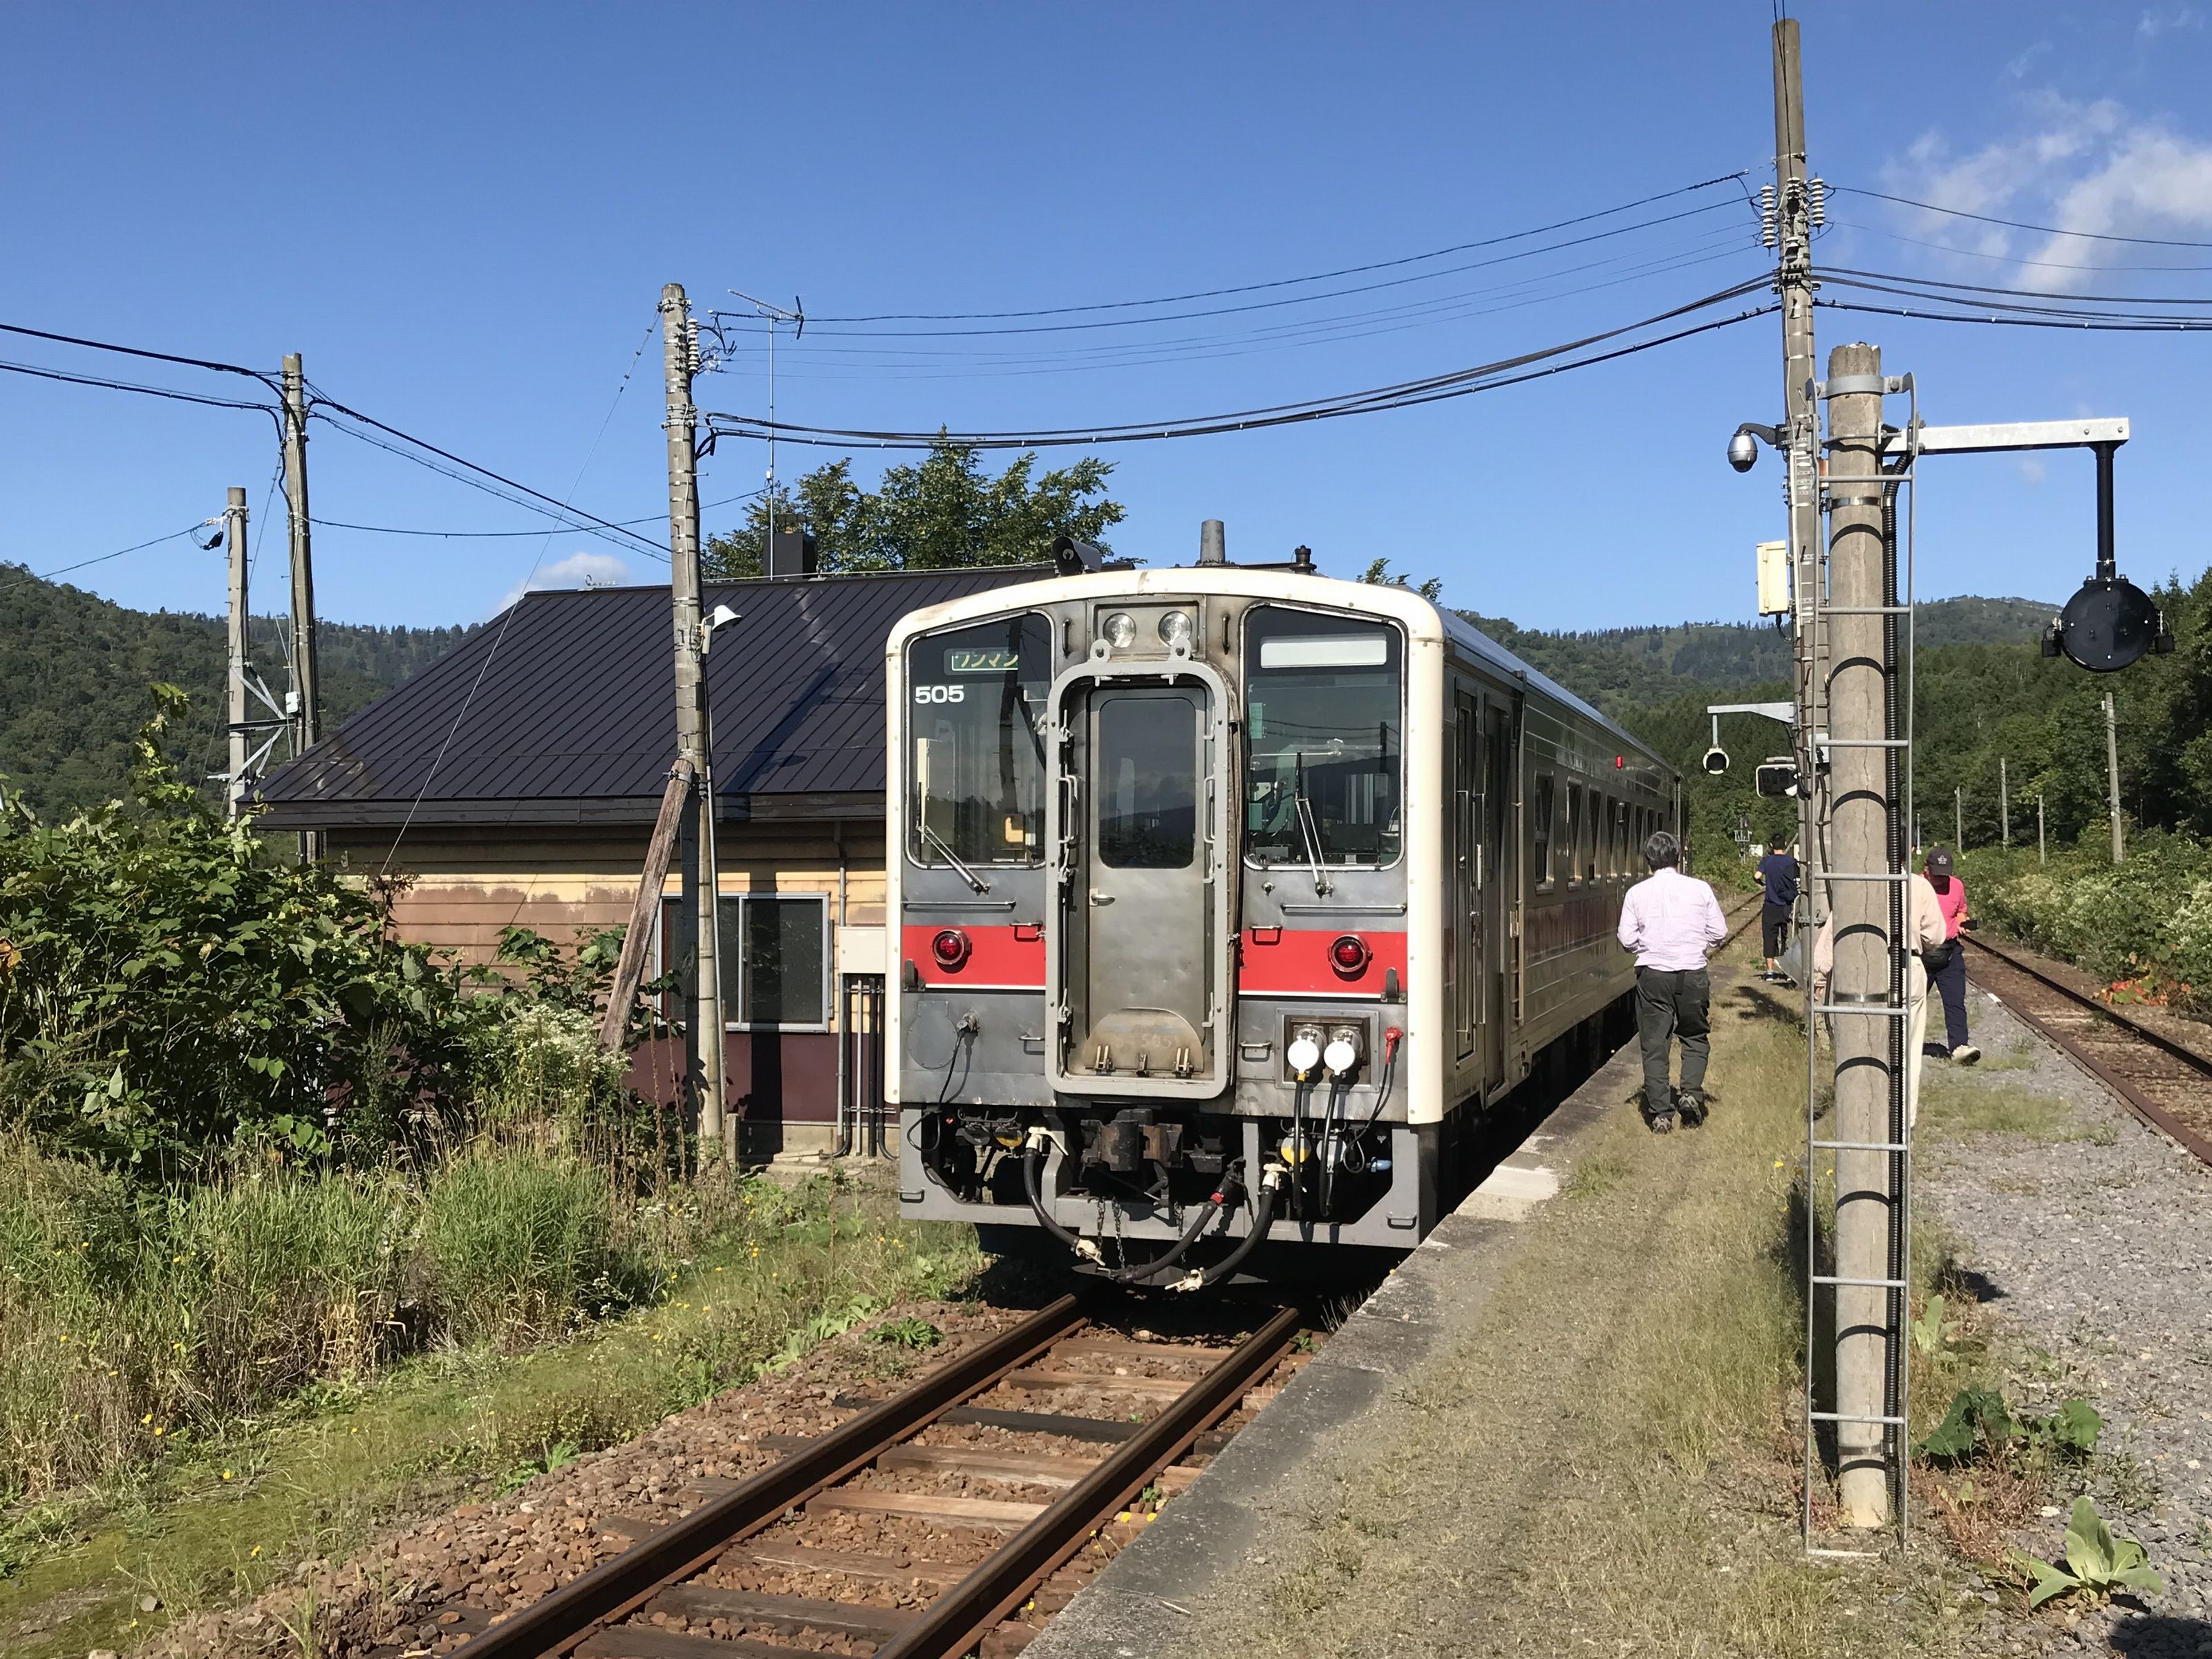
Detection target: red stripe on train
<box><xmin>900</xmin><ymin>923</ymin><xmax>1045</xmax><ymax>989</ymax></box>
<box><xmin>1237</xmin><ymin>928</ymin><xmax>1407</xmax><ymax>997</ymax></box>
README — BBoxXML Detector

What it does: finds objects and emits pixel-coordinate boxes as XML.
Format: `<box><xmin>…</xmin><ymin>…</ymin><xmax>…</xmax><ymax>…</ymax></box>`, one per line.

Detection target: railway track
<box><xmin>1962</xmin><ymin>932</ymin><xmax>2212</xmax><ymax>1170</ymax></box>
<box><xmin>453</xmin><ymin>1296</ymin><xmax>1307</xmax><ymax>1659</ymax></box>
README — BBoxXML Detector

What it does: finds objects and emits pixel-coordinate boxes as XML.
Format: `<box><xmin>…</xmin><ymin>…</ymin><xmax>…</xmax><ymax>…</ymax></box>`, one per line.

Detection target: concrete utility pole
<box><xmin>2038</xmin><ymin>794</ymin><xmax>2047</xmax><ymax>866</ymax></box>
<box><xmin>282</xmin><ymin>355</ymin><xmax>321</xmax><ymax>862</ymax></box>
<box><xmin>1955</xmin><ymin>787</ymin><xmax>1963</xmax><ymax>853</ymax></box>
<box><xmin>662</xmin><ymin>283</ymin><xmax>727</xmax><ymax>1163</ymax></box>
<box><xmin>2104</xmin><ymin>691</ymin><xmax>2126</xmax><ymax>864</ymax></box>
<box><xmin>2000</xmin><ymin>757</ymin><xmax>2009</xmax><ymax>847</ymax></box>
<box><xmin>1772</xmin><ymin>17</ymin><xmax>1826</xmax><ymax>932</ymax></box>
<box><xmin>1825</xmin><ymin>341</ymin><xmax>1895</xmax><ymax>1530</ymax></box>
<box><xmin>225</xmin><ymin>487</ymin><xmax>251</xmax><ymax>820</ymax></box>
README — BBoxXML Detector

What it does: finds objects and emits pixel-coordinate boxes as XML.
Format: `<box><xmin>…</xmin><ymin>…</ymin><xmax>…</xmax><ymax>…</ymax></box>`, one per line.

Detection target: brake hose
<box><xmin>1022</xmin><ymin>1134</ymin><xmax>1102</xmax><ymax>1263</ymax></box>
<box><xmin>1170</xmin><ymin>1168</ymin><xmax>1284</xmax><ymax>1292</ymax></box>
<box><xmin>1111</xmin><ymin>1176</ymin><xmax>1238</xmax><ymax>1286</ymax></box>
<box><xmin>1318</xmin><ymin>1076</ymin><xmax>1350</xmax><ymax>1213</ymax></box>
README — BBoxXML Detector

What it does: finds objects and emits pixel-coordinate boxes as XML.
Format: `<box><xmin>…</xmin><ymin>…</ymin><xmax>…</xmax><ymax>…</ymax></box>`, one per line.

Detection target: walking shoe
<box><xmin>1648</xmin><ymin>1111</ymin><xmax>1677</xmax><ymax>1135</ymax></box>
<box><xmin>1922</xmin><ymin>1042</ymin><xmax>1951</xmax><ymax>1060</ymax></box>
<box><xmin>1953</xmin><ymin>1044</ymin><xmax>1981</xmax><ymax>1066</ymax></box>
<box><xmin>1676</xmin><ymin>1089</ymin><xmax>1709</xmax><ymax>1128</ymax></box>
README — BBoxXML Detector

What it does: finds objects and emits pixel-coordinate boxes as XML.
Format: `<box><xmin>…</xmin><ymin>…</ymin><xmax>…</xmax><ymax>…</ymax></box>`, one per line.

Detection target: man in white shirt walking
<box><xmin>1615</xmin><ymin>830</ymin><xmax>1729</xmax><ymax>1133</ymax></box>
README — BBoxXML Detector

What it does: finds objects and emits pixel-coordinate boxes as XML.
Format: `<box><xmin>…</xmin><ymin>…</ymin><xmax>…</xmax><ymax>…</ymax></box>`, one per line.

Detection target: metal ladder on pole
<box><xmin>1801</xmin><ymin>379</ymin><xmax>1920</xmax><ymax>1554</ymax></box>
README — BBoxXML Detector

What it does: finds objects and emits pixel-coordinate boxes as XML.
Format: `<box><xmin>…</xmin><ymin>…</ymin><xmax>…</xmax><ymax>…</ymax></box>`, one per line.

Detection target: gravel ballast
<box><xmin>1922</xmin><ymin>988</ymin><xmax>2212</xmax><ymax>1658</ymax></box>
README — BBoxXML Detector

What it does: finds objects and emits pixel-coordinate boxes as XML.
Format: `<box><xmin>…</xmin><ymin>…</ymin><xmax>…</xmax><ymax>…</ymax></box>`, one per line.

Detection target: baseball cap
<box><xmin>1926</xmin><ymin>847</ymin><xmax>1954</xmax><ymax>874</ymax></box>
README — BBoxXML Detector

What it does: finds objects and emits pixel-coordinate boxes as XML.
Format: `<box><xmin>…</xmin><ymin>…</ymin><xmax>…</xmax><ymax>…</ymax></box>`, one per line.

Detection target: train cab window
<box><xmin>908</xmin><ymin>613</ymin><xmax>1051</xmax><ymax>870</ymax></box>
<box><xmin>1533</xmin><ymin>773</ymin><xmax>1555</xmax><ymax>888</ymax></box>
<box><xmin>1242</xmin><ymin>607</ymin><xmax>1404</xmax><ymax>869</ymax></box>
<box><xmin>1564</xmin><ymin>783</ymin><xmax>1584</xmax><ymax>885</ymax></box>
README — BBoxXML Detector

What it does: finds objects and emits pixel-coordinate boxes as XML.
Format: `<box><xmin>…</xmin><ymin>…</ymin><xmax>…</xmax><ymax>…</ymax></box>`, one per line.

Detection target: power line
<box><xmin>1815</xmin><ymin>297</ymin><xmax>2212</xmax><ymax>334</ymax></box>
<box><xmin>0</xmin><ymin>523</ymin><xmax>211</xmax><ymax>594</ymax></box>
<box><xmin>0</xmin><ymin>357</ymin><xmax>279</xmax><ymax>418</ymax></box>
<box><xmin>767</xmin><ymin>200</ymin><xmax>1754</xmax><ymax>341</ymax></box>
<box><xmin>1828</xmin><ymin>217</ymin><xmax>2212</xmax><ymax>275</ymax></box>
<box><xmin>1824</xmin><ymin>265</ymin><xmax>2212</xmax><ymax>308</ymax></box>
<box><xmin>803</xmin><ymin>172</ymin><xmax>1753</xmax><ymax>324</ymax></box>
<box><xmin>0</xmin><ymin>320</ymin><xmax>281</xmax><ymax>393</ymax></box>
<box><xmin>703</xmin><ymin>280</ymin><xmax>1775</xmax><ymax>451</ymax></box>
<box><xmin>1834</xmin><ymin>186</ymin><xmax>2212</xmax><ymax>250</ymax></box>
<box><xmin>315</xmin><ymin>491</ymin><xmax>764</xmax><ymax>541</ymax></box>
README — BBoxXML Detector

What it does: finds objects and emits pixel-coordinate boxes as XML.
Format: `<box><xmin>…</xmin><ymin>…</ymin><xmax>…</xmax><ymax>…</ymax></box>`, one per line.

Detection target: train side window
<box><xmin>1564</xmin><ymin>782</ymin><xmax>1583</xmax><ymax>886</ymax></box>
<box><xmin>1533</xmin><ymin>773</ymin><xmax>1555</xmax><ymax>889</ymax></box>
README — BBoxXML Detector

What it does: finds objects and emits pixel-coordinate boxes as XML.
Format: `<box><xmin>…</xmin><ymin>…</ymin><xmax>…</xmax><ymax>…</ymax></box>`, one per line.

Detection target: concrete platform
<box><xmin>1022</xmin><ymin>1030</ymin><xmax>1644</xmax><ymax>1659</ymax></box>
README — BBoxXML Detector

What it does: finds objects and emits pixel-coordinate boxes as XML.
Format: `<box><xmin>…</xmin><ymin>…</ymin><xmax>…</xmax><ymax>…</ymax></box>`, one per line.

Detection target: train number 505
<box><xmin>914</xmin><ymin>684</ymin><xmax>967</xmax><ymax>704</ymax></box>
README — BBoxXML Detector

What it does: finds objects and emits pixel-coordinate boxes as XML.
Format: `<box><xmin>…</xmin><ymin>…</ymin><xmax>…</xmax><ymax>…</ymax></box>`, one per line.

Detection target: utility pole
<box><xmin>662</xmin><ymin>283</ymin><xmax>727</xmax><ymax>1164</ymax></box>
<box><xmin>282</xmin><ymin>354</ymin><xmax>322</xmax><ymax>862</ymax></box>
<box><xmin>2038</xmin><ymin>794</ymin><xmax>2047</xmax><ymax>866</ymax></box>
<box><xmin>2000</xmin><ymin>757</ymin><xmax>2009</xmax><ymax>847</ymax></box>
<box><xmin>1825</xmin><ymin>340</ymin><xmax>1895</xmax><ymax>1530</ymax></box>
<box><xmin>1772</xmin><ymin>17</ymin><xmax>1826</xmax><ymax>935</ymax></box>
<box><xmin>1955</xmin><ymin>787</ymin><xmax>1963</xmax><ymax>853</ymax></box>
<box><xmin>2103</xmin><ymin>691</ymin><xmax>2126</xmax><ymax>864</ymax></box>
<box><xmin>225</xmin><ymin>487</ymin><xmax>251</xmax><ymax>820</ymax></box>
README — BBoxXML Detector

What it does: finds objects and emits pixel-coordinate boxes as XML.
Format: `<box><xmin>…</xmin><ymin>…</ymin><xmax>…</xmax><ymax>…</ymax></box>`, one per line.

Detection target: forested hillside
<box><xmin>0</xmin><ymin>567</ymin><xmax>473</xmax><ymax>821</ymax></box>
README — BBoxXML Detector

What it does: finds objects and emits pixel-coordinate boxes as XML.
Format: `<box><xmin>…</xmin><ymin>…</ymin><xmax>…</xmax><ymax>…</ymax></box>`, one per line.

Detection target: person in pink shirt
<box><xmin>1615</xmin><ymin>829</ymin><xmax>1729</xmax><ymax>1132</ymax></box>
<box><xmin>1922</xmin><ymin>846</ymin><xmax>1979</xmax><ymax>1065</ymax></box>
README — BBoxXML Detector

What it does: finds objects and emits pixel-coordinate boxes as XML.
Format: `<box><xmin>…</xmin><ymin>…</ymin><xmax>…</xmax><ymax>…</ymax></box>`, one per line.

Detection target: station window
<box><xmin>659</xmin><ymin>892</ymin><xmax>831</xmax><ymax>1030</ymax></box>
<box><xmin>1533</xmin><ymin>772</ymin><xmax>1555</xmax><ymax>888</ymax></box>
<box><xmin>1242</xmin><ymin>606</ymin><xmax>1404</xmax><ymax>870</ymax></box>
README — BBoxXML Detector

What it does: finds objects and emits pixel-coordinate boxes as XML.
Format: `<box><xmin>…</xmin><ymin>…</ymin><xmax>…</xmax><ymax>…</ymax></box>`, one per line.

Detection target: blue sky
<box><xmin>5</xmin><ymin>2</ymin><xmax>2211</xmax><ymax>634</ymax></box>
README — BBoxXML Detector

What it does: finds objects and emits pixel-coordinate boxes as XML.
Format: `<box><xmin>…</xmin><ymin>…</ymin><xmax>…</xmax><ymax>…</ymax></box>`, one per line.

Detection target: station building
<box><xmin>252</xmin><ymin>563</ymin><xmax>1047</xmax><ymax>1156</ymax></box>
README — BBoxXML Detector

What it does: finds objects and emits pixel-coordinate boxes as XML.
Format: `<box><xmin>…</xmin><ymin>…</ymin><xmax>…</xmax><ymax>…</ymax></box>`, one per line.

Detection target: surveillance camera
<box><xmin>1727</xmin><ymin>431</ymin><xmax>1759</xmax><ymax>473</ymax></box>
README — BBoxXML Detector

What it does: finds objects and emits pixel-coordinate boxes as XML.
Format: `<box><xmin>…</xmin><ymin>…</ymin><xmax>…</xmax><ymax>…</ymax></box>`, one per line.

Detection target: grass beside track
<box><xmin>1240</xmin><ymin>950</ymin><xmax>1982</xmax><ymax>1659</ymax></box>
<box><xmin>0</xmin><ymin>1162</ymin><xmax>979</xmax><ymax>1659</ymax></box>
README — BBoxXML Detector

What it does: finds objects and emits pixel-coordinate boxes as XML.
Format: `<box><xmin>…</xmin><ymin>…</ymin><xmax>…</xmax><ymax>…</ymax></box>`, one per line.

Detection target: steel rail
<box><xmin>458</xmin><ymin>1294</ymin><xmax>1086</xmax><ymax>1658</ymax></box>
<box><xmin>874</xmin><ymin>1302</ymin><xmax>1308</xmax><ymax>1659</ymax></box>
<box><xmin>1962</xmin><ymin>934</ymin><xmax>2212</xmax><ymax>1170</ymax></box>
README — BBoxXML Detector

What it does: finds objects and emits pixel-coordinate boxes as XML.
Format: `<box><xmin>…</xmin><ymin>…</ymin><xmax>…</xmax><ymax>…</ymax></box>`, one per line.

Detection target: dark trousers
<box><xmin>1761</xmin><ymin>903</ymin><xmax>1790</xmax><ymax>959</ymax></box>
<box><xmin>1933</xmin><ymin>944</ymin><xmax>1969</xmax><ymax>1050</ymax></box>
<box><xmin>1635</xmin><ymin>966</ymin><xmax>1711</xmax><ymax>1109</ymax></box>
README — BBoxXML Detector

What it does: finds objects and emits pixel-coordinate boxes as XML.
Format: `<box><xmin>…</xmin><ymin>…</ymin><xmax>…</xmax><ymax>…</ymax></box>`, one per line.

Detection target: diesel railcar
<box><xmin>886</xmin><ymin>554</ymin><xmax>1680</xmax><ymax>1285</ymax></box>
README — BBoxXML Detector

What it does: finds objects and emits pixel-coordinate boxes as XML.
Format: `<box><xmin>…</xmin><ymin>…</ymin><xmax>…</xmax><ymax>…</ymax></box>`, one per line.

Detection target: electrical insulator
<box><xmin>1807</xmin><ymin>177</ymin><xmax>1827</xmax><ymax>229</ymax></box>
<box><xmin>1759</xmin><ymin>183</ymin><xmax>1778</xmax><ymax>249</ymax></box>
<box><xmin>686</xmin><ymin>319</ymin><xmax>702</xmax><ymax>375</ymax></box>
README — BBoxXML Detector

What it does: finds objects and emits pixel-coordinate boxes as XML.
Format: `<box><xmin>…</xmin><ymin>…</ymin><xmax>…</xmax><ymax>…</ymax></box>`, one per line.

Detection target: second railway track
<box><xmin>1962</xmin><ymin>931</ymin><xmax>2212</xmax><ymax>1170</ymax></box>
<box><xmin>452</xmin><ymin>1296</ymin><xmax>1309</xmax><ymax>1659</ymax></box>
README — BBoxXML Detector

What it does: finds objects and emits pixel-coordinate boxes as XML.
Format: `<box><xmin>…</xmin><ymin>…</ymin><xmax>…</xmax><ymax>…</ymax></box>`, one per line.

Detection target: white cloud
<box><xmin>2018</xmin><ymin>458</ymin><xmax>2047</xmax><ymax>486</ymax></box>
<box><xmin>499</xmin><ymin>550</ymin><xmax>629</xmax><ymax>611</ymax></box>
<box><xmin>1882</xmin><ymin>94</ymin><xmax>2212</xmax><ymax>287</ymax></box>
<box><xmin>2138</xmin><ymin>6</ymin><xmax>2200</xmax><ymax>39</ymax></box>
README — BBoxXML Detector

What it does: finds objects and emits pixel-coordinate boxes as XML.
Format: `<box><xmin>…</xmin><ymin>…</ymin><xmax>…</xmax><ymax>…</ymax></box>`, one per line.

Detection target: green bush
<box><xmin>1960</xmin><ymin>830</ymin><xmax>2212</xmax><ymax>1009</ymax></box>
<box><xmin>0</xmin><ymin>688</ymin><xmax>482</xmax><ymax>1169</ymax></box>
<box><xmin>0</xmin><ymin>1135</ymin><xmax>656</xmax><ymax>1500</ymax></box>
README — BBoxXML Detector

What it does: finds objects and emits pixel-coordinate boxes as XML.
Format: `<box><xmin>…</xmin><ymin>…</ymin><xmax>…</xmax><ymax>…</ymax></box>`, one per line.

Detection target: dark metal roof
<box><xmin>252</xmin><ymin>566</ymin><xmax>1051</xmax><ymax>830</ymax></box>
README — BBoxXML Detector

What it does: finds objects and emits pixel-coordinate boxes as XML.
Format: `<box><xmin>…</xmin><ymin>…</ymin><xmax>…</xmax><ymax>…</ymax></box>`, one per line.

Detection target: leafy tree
<box><xmin>0</xmin><ymin>687</ymin><xmax>482</xmax><ymax>1168</ymax></box>
<box><xmin>1358</xmin><ymin>556</ymin><xmax>1443</xmax><ymax>601</ymax></box>
<box><xmin>703</xmin><ymin>436</ymin><xmax>1125</xmax><ymax>579</ymax></box>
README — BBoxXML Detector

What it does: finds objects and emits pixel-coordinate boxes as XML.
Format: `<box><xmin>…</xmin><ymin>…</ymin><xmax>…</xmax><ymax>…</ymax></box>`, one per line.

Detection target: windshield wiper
<box><xmin>1292</xmin><ymin>751</ymin><xmax>1333</xmax><ymax>897</ymax></box>
<box><xmin>922</xmin><ymin>824</ymin><xmax>993</xmax><ymax>894</ymax></box>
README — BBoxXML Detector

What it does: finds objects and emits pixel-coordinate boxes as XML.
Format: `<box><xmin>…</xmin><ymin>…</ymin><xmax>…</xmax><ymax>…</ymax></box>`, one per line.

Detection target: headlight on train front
<box><xmin>1157</xmin><ymin>611</ymin><xmax>1193</xmax><ymax>650</ymax></box>
<box><xmin>1100</xmin><ymin>611</ymin><xmax>1137</xmax><ymax>650</ymax></box>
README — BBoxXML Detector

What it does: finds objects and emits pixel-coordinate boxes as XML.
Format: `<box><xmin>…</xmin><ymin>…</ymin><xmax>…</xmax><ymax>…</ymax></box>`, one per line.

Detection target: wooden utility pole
<box><xmin>2104</xmin><ymin>692</ymin><xmax>2126</xmax><ymax>864</ymax></box>
<box><xmin>224</xmin><ymin>487</ymin><xmax>251</xmax><ymax>819</ymax></box>
<box><xmin>662</xmin><ymin>283</ymin><xmax>727</xmax><ymax>1162</ymax></box>
<box><xmin>282</xmin><ymin>354</ymin><xmax>321</xmax><ymax>861</ymax></box>
<box><xmin>1825</xmin><ymin>340</ymin><xmax>1894</xmax><ymax>1530</ymax></box>
<box><xmin>2000</xmin><ymin>757</ymin><xmax>2009</xmax><ymax>847</ymax></box>
<box><xmin>1773</xmin><ymin>17</ymin><xmax>1825</xmax><ymax>932</ymax></box>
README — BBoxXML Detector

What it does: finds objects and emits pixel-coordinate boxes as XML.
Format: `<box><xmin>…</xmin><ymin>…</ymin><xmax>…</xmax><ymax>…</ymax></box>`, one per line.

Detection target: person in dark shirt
<box><xmin>1756</xmin><ymin>843</ymin><xmax>1801</xmax><ymax>982</ymax></box>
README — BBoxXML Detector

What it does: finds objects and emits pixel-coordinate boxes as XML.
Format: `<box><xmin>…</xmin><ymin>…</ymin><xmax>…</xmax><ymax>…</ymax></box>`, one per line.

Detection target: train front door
<box><xmin>1047</xmin><ymin>673</ymin><xmax>1230</xmax><ymax>1098</ymax></box>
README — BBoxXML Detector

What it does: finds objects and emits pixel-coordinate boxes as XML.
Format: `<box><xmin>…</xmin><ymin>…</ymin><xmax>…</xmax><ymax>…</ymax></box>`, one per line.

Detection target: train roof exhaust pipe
<box><xmin>1199</xmin><ymin>518</ymin><xmax>1226</xmax><ymax>565</ymax></box>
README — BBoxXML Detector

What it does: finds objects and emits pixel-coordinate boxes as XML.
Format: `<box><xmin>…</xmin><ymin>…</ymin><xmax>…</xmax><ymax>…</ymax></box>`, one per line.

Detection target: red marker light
<box><xmin>1329</xmin><ymin>935</ymin><xmax>1371</xmax><ymax>976</ymax></box>
<box><xmin>1615</xmin><ymin>755</ymin><xmax>1625</xmax><ymax>768</ymax></box>
<box><xmin>931</xmin><ymin>929</ymin><xmax>971</xmax><ymax>970</ymax></box>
